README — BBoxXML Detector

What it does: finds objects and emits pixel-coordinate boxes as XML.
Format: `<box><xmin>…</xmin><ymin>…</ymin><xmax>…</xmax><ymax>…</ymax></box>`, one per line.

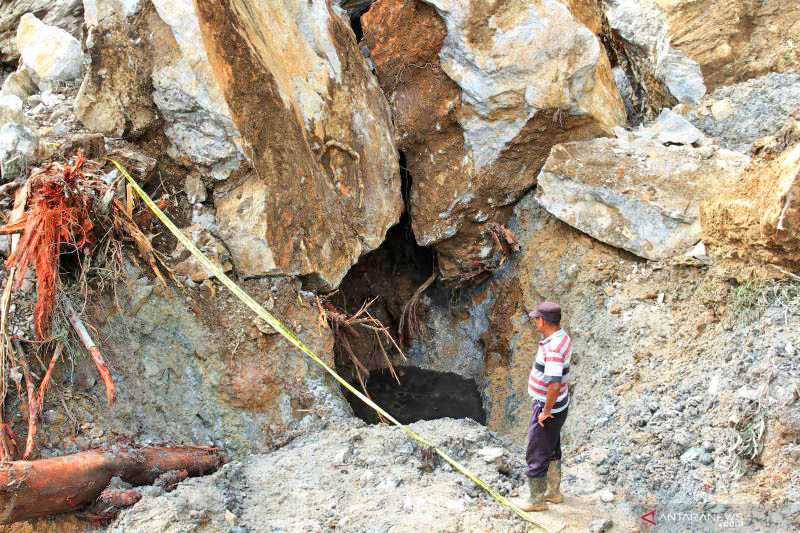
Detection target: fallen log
<box><xmin>0</xmin><ymin>445</ymin><xmax>224</xmax><ymax>524</ymax></box>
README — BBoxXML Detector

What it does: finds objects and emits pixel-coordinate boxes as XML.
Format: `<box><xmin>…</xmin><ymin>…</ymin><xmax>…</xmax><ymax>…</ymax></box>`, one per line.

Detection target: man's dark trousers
<box><xmin>526</xmin><ymin>400</ymin><xmax>568</xmax><ymax>478</ymax></box>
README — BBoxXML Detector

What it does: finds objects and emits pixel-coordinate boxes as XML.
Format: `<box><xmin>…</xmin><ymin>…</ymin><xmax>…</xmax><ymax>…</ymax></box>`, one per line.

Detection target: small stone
<box><xmin>589</xmin><ymin>518</ymin><xmax>613</xmax><ymax>533</ymax></box>
<box><xmin>184</xmin><ymin>173</ymin><xmax>207</xmax><ymax>204</ymax></box>
<box><xmin>476</xmin><ymin>446</ymin><xmax>504</xmax><ymax>463</ymax></box>
<box><xmin>609</xmin><ymin>304</ymin><xmax>622</xmax><ymax>315</ymax></box>
<box><xmin>710</xmin><ymin>99</ymin><xmax>733</xmax><ymax>121</ymax></box>
<box><xmin>785</xmin><ymin>342</ymin><xmax>795</xmax><ymax>356</ymax></box>
<box><xmin>680</xmin><ymin>447</ymin><xmax>704</xmax><ymax>464</ymax></box>
<box><xmin>699</xmin><ymin>452</ymin><xmax>713</xmax><ymax>465</ymax></box>
<box><xmin>652</xmin><ymin>109</ymin><xmax>705</xmax><ymax>146</ymax></box>
<box><xmin>599</xmin><ymin>489</ymin><xmax>615</xmax><ymax>503</ymax></box>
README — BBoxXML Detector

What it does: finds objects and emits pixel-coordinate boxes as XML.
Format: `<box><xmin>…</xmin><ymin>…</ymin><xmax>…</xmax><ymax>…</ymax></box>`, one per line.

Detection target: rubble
<box><xmin>680</xmin><ymin>72</ymin><xmax>800</xmax><ymax>154</ymax></box>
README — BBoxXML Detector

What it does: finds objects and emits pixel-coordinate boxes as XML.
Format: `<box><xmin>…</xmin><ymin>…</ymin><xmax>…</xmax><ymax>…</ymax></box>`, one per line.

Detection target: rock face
<box><xmin>702</xmin><ymin>119</ymin><xmax>800</xmax><ymax>268</ymax></box>
<box><xmin>195</xmin><ymin>0</ymin><xmax>402</xmax><ymax>289</ymax></box>
<box><xmin>81</xmin><ymin>268</ymin><xmax>350</xmax><ymax>456</ymax></box>
<box><xmin>656</xmin><ymin>0</ymin><xmax>800</xmax><ymax>91</ymax></box>
<box><xmin>681</xmin><ymin>72</ymin><xmax>800</xmax><ymax>154</ymax></box>
<box><xmin>536</xmin><ymin>129</ymin><xmax>750</xmax><ymax>260</ymax></box>
<box><xmin>0</xmin><ymin>0</ymin><xmax>83</xmax><ymax>64</ymax></box>
<box><xmin>16</xmin><ymin>13</ymin><xmax>83</xmax><ymax>84</ymax></box>
<box><xmin>363</xmin><ymin>0</ymin><xmax>625</xmax><ymax>283</ymax></box>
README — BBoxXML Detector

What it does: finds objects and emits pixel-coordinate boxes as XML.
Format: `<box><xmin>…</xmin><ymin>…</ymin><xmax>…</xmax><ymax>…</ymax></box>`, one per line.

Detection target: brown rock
<box><xmin>195</xmin><ymin>0</ymin><xmax>402</xmax><ymax>289</ymax></box>
<box><xmin>363</xmin><ymin>0</ymin><xmax>625</xmax><ymax>283</ymax></box>
<box><xmin>701</xmin><ymin>119</ymin><xmax>800</xmax><ymax>268</ymax></box>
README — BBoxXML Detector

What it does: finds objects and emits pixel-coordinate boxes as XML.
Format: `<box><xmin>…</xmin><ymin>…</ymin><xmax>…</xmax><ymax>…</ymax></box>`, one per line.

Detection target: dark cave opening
<box><xmin>344</xmin><ymin>366</ymin><xmax>486</xmax><ymax>425</ymax></box>
<box><xmin>330</xmin><ymin>151</ymin><xmax>484</xmax><ymax>425</ymax></box>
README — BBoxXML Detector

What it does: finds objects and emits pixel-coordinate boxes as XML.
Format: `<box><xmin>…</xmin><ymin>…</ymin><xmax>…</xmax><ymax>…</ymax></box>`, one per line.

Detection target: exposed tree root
<box><xmin>399</xmin><ymin>270</ymin><xmax>436</xmax><ymax>347</ymax></box>
<box><xmin>0</xmin><ymin>445</ymin><xmax>224</xmax><ymax>524</ymax></box>
<box><xmin>65</xmin><ymin>300</ymin><xmax>115</xmax><ymax>405</ymax></box>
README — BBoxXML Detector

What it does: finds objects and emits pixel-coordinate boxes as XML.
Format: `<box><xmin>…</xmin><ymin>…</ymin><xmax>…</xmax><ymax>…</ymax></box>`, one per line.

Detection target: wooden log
<box><xmin>0</xmin><ymin>445</ymin><xmax>223</xmax><ymax>524</ymax></box>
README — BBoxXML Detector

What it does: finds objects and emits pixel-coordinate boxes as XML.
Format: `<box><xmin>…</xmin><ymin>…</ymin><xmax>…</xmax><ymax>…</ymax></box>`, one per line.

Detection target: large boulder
<box><xmin>16</xmin><ymin>13</ymin><xmax>83</xmax><ymax>84</ymax></box>
<box><xmin>702</xmin><ymin>119</ymin><xmax>800</xmax><ymax>268</ymax></box>
<box><xmin>0</xmin><ymin>0</ymin><xmax>82</xmax><ymax>64</ymax></box>
<box><xmin>194</xmin><ymin>0</ymin><xmax>402</xmax><ymax>289</ymax></box>
<box><xmin>536</xmin><ymin>126</ymin><xmax>750</xmax><ymax>260</ymax></box>
<box><xmin>363</xmin><ymin>0</ymin><xmax>625</xmax><ymax>283</ymax></box>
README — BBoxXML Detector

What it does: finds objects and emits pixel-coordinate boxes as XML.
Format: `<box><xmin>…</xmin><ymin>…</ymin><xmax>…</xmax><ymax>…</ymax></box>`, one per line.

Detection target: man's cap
<box><xmin>528</xmin><ymin>301</ymin><xmax>561</xmax><ymax>324</ymax></box>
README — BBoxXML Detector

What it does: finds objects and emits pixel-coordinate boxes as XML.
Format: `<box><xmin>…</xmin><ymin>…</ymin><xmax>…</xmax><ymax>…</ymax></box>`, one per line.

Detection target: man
<box><xmin>512</xmin><ymin>301</ymin><xmax>572</xmax><ymax>512</ymax></box>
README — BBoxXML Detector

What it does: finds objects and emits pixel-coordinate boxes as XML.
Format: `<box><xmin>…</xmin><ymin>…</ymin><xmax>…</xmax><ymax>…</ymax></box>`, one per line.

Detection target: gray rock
<box><xmin>150</xmin><ymin>0</ymin><xmax>244</xmax><ymax>180</ymax></box>
<box><xmin>680</xmin><ymin>447</ymin><xmax>704</xmax><ymax>464</ymax></box>
<box><xmin>535</xmin><ymin>131</ymin><xmax>749</xmax><ymax>260</ymax></box>
<box><xmin>184</xmin><ymin>173</ymin><xmax>207</xmax><ymax>204</ymax></box>
<box><xmin>649</xmin><ymin>109</ymin><xmax>705</xmax><ymax>146</ymax></box>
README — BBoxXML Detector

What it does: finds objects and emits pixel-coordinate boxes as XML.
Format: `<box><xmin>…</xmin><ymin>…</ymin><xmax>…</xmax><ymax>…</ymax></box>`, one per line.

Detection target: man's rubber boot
<box><xmin>510</xmin><ymin>476</ymin><xmax>548</xmax><ymax>512</ymax></box>
<box><xmin>544</xmin><ymin>460</ymin><xmax>564</xmax><ymax>504</ymax></box>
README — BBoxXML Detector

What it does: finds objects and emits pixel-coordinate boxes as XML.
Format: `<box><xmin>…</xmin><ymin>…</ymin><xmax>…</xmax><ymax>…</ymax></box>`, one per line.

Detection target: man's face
<box><xmin>533</xmin><ymin>316</ymin><xmax>545</xmax><ymax>334</ymax></box>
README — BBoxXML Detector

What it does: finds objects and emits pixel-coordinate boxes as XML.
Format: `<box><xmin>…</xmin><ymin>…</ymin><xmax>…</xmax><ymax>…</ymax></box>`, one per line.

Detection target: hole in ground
<box><xmin>344</xmin><ymin>366</ymin><xmax>486</xmax><ymax>425</ymax></box>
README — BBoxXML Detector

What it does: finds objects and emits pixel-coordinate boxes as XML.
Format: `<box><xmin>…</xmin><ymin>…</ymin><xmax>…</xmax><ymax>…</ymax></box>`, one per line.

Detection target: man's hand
<box><xmin>537</xmin><ymin>410</ymin><xmax>553</xmax><ymax>427</ymax></box>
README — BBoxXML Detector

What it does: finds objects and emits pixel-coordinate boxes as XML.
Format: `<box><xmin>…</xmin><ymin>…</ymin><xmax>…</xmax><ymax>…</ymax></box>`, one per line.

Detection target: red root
<box><xmin>2</xmin><ymin>151</ymin><xmax>98</xmax><ymax>339</ymax></box>
<box><xmin>0</xmin><ymin>445</ymin><xmax>224</xmax><ymax>524</ymax></box>
<box><xmin>36</xmin><ymin>343</ymin><xmax>63</xmax><ymax>414</ymax></box>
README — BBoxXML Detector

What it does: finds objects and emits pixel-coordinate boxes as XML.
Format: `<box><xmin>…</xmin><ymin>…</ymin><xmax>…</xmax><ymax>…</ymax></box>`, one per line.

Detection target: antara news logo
<box><xmin>638</xmin><ymin>507</ymin><xmax>745</xmax><ymax>529</ymax></box>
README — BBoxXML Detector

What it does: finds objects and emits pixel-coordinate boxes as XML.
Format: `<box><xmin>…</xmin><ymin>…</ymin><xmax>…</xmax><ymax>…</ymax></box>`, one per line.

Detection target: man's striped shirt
<box><xmin>528</xmin><ymin>328</ymin><xmax>572</xmax><ymax>413</ymax></box>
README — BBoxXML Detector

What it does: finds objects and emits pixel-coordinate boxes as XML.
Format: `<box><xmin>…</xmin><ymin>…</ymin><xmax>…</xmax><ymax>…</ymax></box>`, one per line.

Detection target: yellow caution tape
<box><xmin>112</xmin><ymin>160</ymin><xmax>547</xmax><ymax>530</ymax></box>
